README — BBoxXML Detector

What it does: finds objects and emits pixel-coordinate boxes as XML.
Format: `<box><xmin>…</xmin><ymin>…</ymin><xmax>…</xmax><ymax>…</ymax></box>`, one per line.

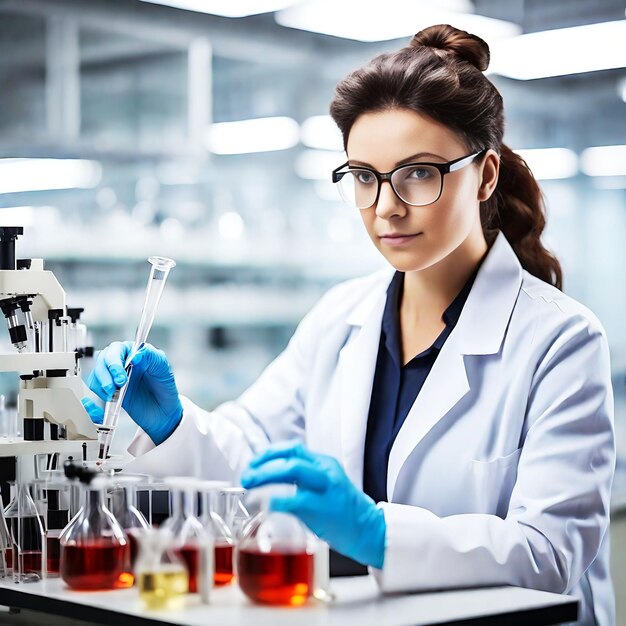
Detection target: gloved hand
<box><xmin>82</xmin><ymin>341</ymin><xmax>183</xmax><ymax>446</ymax></box>
<box><xmin>240</xmin><ymin>441</ymin><xmax>386</xmax><ymax>569</ymax></box>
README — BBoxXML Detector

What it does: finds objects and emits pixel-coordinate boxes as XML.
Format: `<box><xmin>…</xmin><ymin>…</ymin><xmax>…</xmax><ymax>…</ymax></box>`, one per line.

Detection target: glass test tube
<box><xmin>97</xmin><ymin>256</ymin><xmax>176</xmax><ymax>462</ymax></box>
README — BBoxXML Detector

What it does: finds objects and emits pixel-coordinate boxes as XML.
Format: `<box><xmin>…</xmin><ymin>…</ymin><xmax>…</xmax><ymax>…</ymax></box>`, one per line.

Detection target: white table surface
<box><xmin>0</xmin><ymin>575</ymin><xmax>577</xmax><ymax>626</ymax></box>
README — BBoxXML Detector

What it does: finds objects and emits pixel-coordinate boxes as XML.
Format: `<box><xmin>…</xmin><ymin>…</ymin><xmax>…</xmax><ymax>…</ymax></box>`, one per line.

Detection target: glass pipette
<box><xmin>97</xmin><ymin>256</ymin><xmax>176</xmax><ymax>463</ymax></box>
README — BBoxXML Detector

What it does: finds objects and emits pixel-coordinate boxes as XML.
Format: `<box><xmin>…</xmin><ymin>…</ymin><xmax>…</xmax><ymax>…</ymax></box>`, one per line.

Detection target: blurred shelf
<box><xmin>77</xmin><ymin>285</ymin><xmax>323</xmax><ymax>328</ymax></box>
<box><xmin>21</xmin><ymin>233</ymin><xmax>384</xmax><ymax>279</ymax></box>
<box><xmin>0</xmin><ymin>438</ymin><xmax>94</xmax><ymax>458</ymax></box>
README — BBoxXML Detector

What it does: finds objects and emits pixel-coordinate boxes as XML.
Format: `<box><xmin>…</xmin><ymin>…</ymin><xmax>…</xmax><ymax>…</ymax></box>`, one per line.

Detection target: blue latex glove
<box><xmin>241</xmin><ymin>441</ymin><xmax>386</xmax><ymax>569</ymax></box>
<box><xmin>82</xmin><ymin>341</ymin><xmax>183</xmax><ymax>446</ymax></box>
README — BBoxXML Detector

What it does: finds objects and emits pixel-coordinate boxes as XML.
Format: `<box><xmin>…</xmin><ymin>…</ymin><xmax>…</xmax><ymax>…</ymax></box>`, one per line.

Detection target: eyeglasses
<box><xmin>331</xmin><ymin>149</ymin><xmax>486</xmax><ymax>210</ymax></box>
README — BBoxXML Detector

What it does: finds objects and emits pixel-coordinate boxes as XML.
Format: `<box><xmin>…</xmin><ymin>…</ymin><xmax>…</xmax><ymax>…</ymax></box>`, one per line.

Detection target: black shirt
<box><xmin>362</xmin><ymin>270</ymin><xmax>477</xmax><ymax>503</ymax></box>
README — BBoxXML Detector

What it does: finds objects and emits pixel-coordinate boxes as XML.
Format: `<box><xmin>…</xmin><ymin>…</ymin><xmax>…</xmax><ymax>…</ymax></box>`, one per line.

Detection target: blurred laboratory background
<box><xmin>0</xmin><ymin>0</ymin><xmax>626</xmax><ymax>615</ymax></box>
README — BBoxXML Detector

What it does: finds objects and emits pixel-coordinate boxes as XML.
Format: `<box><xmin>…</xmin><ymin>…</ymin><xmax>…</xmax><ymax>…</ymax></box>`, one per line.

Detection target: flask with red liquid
<box><xmin>60</xmin><ymin>470</ymin><xmax>132</xmax><ymax>590</ymax></box>
<box><xmin>161</xmin><ymin>478</ymin><xmax>213</xmax><ymax>602</ymax></box>
<box><xmin>236</xmin><ymin>485</ymin><xmax>315</xmax><ymax>606</ymax></box>
<box><xmin>108</xmin><ymin>475</ymin><xmax>150</xmax><ymax>568</ymax></box>
<box><xmin>198</xmin><ymin>481</ymin><xmax>233</xmax><ymax>586</ymax></box>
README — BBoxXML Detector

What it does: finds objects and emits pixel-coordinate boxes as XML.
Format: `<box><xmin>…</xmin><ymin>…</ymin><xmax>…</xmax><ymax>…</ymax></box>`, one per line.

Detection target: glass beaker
<box><xmin>197</xmin><ymin>481</ymin><xmax>233</xmax><ymax>586</ymax></box>
<box><xmin>134</xmin><ymin>527</ymin><xmax>188</xmax><ymax>610</ymax></box>
<box><xmin>4</xmin><ymin>481</ymin><xmax>46</xmax><ymax>582</ymax></box>
<box><xmin>109</xmin><ymin>475</ymin><xmax>150</xmax><ymax>568</ymax></box>
<box><xmin>161</xmin><ymin>478</ymin><xmax>213</xmax><ymax>597</ymax></box>
<box><xmin>220</xmin><ymin>487</ymin><xmax>250</xmax><ymax>541</ymax></box>
<box><xmin>236</xmin><ymin>485</ymin><xmax>315</xmax><ymax>606</ymax></box>
<box><xmin>60</xmin><ymin>472</ymin><xmax>132</xmax><ymax>590</ymax></box>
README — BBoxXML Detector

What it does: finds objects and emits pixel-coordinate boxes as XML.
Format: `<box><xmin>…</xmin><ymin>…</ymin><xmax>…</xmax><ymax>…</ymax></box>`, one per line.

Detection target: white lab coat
<box><xmin>126</xmin><ymin>232</ymin><xmax>615</xmax><ymax>626</ymax></box>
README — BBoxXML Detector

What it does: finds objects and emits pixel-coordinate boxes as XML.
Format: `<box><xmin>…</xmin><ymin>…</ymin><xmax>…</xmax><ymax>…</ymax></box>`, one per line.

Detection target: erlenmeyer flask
<box><xmin>35</xmin><ymin>470</ymin><xmax>73</xmax><ymax>577</ymax></box>
<box><xmin>109</xmin><ymin>475</ymin><xmax>149</xmax><ymax>567</ymax></box>
<box><xmin>4</xmin><ymin>481</ymin><xmax>46</xmax><ymax>582</ymax></box>
<box><xmin>198</xmin><ymin>481</ymin><xmax>233</xmax><ymax>586</ymax></box>
<box><xmin>134</xmin><ymin>527</ymin><xmax>188</xmax><ymax>610</ymax></box>
<box><xmin>161</xmin><ymin>478</ymin><xmax>213</xmax><ymax>597</ymax></box>
<box><xmin>220</xmin><ymin>487</ymin><xmax>250</xmax><ymax>541</ymax></box>
<box><xmin>236</xmin><ymin>485</ymin><xmax>315</xmax><ymax>606</ymax></box>
<box><xmin>0</xmin><ymin>492</ymin><xmax>11</xmax><ymax>577</ymax></box>
<box><xmin>60</xmin><ymin>472</ymin><xmax>132</xmax><ymax>590</ymax></box>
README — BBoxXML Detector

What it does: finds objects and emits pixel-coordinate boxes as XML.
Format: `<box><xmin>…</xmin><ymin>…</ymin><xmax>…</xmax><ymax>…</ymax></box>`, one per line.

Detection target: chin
<box><xmin>378</xmin><ymin>250</ymin><xmax>434</xmax><ymax>273</ymax></box>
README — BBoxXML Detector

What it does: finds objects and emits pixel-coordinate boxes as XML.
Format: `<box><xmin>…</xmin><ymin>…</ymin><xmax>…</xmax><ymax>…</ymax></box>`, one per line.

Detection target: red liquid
<box><xmin>214</xmin><ymin>543</ymin><xmax>234</xmax><ymax>586</ymax></box>
<box><xmin>237</xmin><ymin>548</ymin><xmax>314</xmax><ymax>606</ymax></box>
<box><xmin>174</xmin><ymin>545</ymin><xmax>200</xmax><ymax>593</ymax></box>
<box><xmin>19</xmin><ymin>550</ymin><xmax>42</xmax><ymax>574</ymax></box>
<box><xmin>61</xmin><ymin>541</ymin><xmax>132</xmax><ymax>590</ymax></box>
<box><xmin>3</xmin><ymin>547</ymin><xmax>12</xmax><ymax>570</ymax></box>
<box><xmin>47</xmin><ymin>535</ymin><xmax>61</xmax><ymax>574</ymax></box>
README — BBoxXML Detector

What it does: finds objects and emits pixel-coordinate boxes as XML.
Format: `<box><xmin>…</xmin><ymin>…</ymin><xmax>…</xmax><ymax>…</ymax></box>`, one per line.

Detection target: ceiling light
<box><xmin>218</xmin><ymin>211</ymin><xmax>245</xmax><ymax>240</ymax></box>
<box><xmin>206</xmin><ymin>117</ymin><xmax>300</xmax><ymax>154</ymax></box>
<box><xmin>276</xmin><ymin>0</ymin><xmax>519</xmax><ymax>43</ymax></box>
<box><xmin>580</xmin><ymin>145</ymin><xmax>626</xmax><ymax>177</ymax></box>
<box><xmin>0</xmin><ymin>159</ymin><xmax>102</xmax><ymax>195</ymax></box>
<box><xmin>514</xmin><ymin>148</ymin><xmax>578</xmax><ymax>180</ymax></box>
<box><xmin>140</xmin><ymin>0</ymin><xmax>302</xmax><ymax>18</ymax></box>
<box><xmin>301</xmin><ymin>116</ymin><xmax>344</xmax><ymax>151</ymax></box>
<box><xmin>489</xmin><ymin>20</ymin><xmax>626</xmax><ymax>80</ymax></box>
<box><xmin>295</xmin><ymin>149</ymin><xmax>344</xmax><ymax>180</ymax></box>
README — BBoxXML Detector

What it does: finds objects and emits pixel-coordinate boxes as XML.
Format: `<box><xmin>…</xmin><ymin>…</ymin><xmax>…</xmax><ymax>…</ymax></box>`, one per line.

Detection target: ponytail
<box><xmin>482</xmin><ymin>145</ymin><xmax>562</xmax><ymax>290</ymax></box>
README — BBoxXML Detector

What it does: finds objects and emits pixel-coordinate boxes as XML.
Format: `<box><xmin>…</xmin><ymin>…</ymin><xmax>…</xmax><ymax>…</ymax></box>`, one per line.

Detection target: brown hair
<box><xmin>329</xmin><ymin>24</ymin><xmax>563</xmax><ymax>289</ymax></box>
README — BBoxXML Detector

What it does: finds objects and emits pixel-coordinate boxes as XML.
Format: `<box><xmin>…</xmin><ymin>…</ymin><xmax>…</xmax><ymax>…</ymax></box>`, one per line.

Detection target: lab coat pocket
<box><xmin>468</xmin><ymin>448</ymin><xmax>522</xmax><ymax>517</ymax></box>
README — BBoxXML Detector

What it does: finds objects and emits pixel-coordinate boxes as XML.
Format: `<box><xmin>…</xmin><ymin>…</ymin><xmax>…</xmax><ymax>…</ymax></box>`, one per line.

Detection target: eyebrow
<box><xmin>348</xmin><ymin>151</ymin><xmax>446</xmax><ymax>168</ymax></box>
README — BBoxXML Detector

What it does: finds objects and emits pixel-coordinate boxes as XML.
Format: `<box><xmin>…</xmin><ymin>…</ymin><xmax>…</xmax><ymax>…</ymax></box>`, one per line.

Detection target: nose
<box><xmin>375</xmin><ymin>180</ymin><xmax>407</xmax><ymax>219</ymax></box>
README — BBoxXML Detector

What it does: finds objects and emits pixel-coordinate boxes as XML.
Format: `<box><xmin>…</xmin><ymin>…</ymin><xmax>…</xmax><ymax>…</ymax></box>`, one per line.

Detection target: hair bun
<box><xmin>409</xmin><ymin>24</ymin><xmax>490</xmax><ymax>72</ymax></box>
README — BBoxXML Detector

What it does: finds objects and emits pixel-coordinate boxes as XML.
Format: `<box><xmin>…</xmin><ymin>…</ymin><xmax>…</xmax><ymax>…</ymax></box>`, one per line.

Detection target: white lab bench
<box><xmin>0</xmin><ymin>575</ymin><xmax>577</xmax><ymax>626</ymax></box>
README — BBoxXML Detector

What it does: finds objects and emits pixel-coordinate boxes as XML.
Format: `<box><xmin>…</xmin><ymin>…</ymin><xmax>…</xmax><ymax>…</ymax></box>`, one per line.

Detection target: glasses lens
<box><xmin>337</xmin><ymin>169</ymin><xmax>378</xmax><ymax>210</ymax></box>
<box><xmin>392</xmin><ymin>165</ymin><xmax>442</xmax><ymax>206</ymax></box>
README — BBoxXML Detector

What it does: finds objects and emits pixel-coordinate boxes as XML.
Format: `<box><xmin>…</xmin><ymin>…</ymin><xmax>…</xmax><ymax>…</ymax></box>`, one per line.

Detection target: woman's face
<box><xmin>346</xmin><ymin>108</ymin><xmax>494</xmax><ymax>273</ymax></box>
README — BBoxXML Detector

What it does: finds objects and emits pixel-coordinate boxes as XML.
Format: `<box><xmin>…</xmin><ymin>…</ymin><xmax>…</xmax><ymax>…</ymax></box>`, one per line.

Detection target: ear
<box><xmin>477</xmin><ymin>149</ymin><xmax>499</xmax><ymax>202</ymax></box>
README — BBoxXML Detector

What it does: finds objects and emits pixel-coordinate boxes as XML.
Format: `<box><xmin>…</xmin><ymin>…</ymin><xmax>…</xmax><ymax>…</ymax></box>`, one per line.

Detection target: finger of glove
<box><xmin>269</xmin><ymin>491</ymin><xmax>324</xmax><ymax>518</ymax></box>
<box><xmin>89</xmin><ymin>358</ymin><xmax>115</xmax><ymax>402</ymax></box>
<box><xmin>248</xmin><ymin>440</ymin><xmax>315</xmax><ymax>469</ymax></box>
<box><xmin>129</xmin><ymin>344</ymin><xmax>168</xmax><ymax>380</ymax></box>
<box><xmin>81</xmin><ymin>398</ymin><xmax>104</xmax><ymax>424</ymax></box>
<box><xmin>90</xmin><ymin>342</ymin><xmax>128</xmax><ymax>400</ymax></box>
<box><xmin>241</xmin><ymin>458</ymin><xmax>328</xmax><ymax>493</ymax></box>
<box><xmin>104</xmin><ymin>342</ymin><xmax>132</xmax><ymax>386</ymax></box>
<box><xmin>270</xmin><ymin>493</ymin><xmax>330</xmax><ymax>542</ymax></box>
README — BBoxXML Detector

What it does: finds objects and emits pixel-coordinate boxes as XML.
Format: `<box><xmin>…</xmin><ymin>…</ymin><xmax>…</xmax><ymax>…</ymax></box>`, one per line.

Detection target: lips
<box><xmin>379</xmin><ymin>232</ymin><xmax>422</xmax><ymax>247</ymax></box>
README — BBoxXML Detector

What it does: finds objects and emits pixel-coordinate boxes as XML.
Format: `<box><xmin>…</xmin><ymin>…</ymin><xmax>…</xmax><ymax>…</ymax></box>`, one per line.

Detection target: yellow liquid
<box><xmin>138</xmin><ymin>569</ymin><xmax>189</xmax><ymax>610</ymax></box>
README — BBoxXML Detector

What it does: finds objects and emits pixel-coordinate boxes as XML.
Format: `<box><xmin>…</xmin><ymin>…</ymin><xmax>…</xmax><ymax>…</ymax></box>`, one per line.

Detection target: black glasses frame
<box><xmin>331</xmin><ymin>149</ymin><xmax>487</xmax><ymax>209</ymax></box>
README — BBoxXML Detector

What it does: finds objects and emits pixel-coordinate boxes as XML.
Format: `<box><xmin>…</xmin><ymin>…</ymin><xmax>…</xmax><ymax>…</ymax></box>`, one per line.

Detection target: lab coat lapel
<box><xmin>339</xmin><ymin>271</ymin><xmax>393</xmax><ymax>490</ymax></box>
<box><xmin>386</xmin><ymin>232</ymin><xmax>524</xmax><ymax>500</ymax></box>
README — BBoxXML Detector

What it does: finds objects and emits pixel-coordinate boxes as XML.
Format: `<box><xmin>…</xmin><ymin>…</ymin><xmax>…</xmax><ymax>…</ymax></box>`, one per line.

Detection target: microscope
<box><xmin>0</xmin><ymin>226</ymin><xmax>98</xmax><ymax>497</ymax></box>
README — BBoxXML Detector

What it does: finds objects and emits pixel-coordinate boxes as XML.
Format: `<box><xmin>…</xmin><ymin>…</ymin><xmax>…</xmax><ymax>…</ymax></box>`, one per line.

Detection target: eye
<box><xmin>406</xmin><ymin>166</ymin><xmax>433</xmax><ymax>180</ymax></box>
<box><xmin>354</xmin><ymin>170</ymin><xmax>376</xmax><ymax>185</ymax></box>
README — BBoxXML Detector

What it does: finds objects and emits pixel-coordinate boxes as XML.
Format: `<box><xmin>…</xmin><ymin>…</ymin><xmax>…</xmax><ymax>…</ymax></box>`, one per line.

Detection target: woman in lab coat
<box><xmin>85</xmin><ymin>25</ymin><xmax>614</xmax><ymax>626</ymax></box>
